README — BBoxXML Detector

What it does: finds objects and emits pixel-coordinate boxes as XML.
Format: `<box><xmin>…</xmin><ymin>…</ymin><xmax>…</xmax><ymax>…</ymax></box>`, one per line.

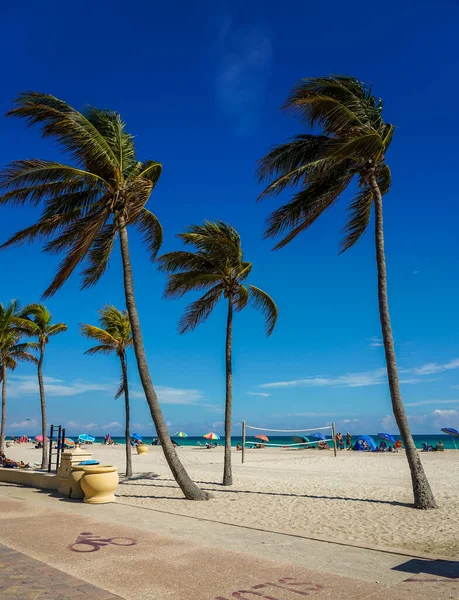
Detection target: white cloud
<box><xmin>247</xmin><ymin>392</ymin><xmax>271</xmax><ymax>397</ymax></box>
<box><xmin>405</xmin><ymin>399</ymin><xmax>459</xmax><ymax>407</ymax></box>
<box><xmin>432</xmin><ymin>409</ymin><xmax>458</xmax><ymax>418</ymax></box>
<box><xmin>101</xmin><ymin>421</ymin><xmax>123</xmax><ymax>431</ymax></box>
<box><xmin>131</xmin><ymin>385</ymin><xmax>218</xmax><ymax>409</ymax></box>
<box><xmin>367</xmin><ymin>336</ymin><xmax>383</xmax><ymax>348</ymax></box>
<box><xmin>381</xmin><ymin>414</ymin><xmax>397</xmax><ymax>431</ymax></box>
<box><xmin>406</xmin><ymin>358</ymin><xmax>459</xmax><ymax>376</ymax></box>
<box><xmin>214</xmin><ymin>16</ymin><xmax>272</xmax><ymax>134</ymax></box>
<box><xmin>9</xmin><ymin>418</ymin><xmax>38</xmax><ymax>431</ymax></box>
<box><xmin>260</xmin><ymin>357</ymin><xmax>459</xmax><ymax>390</ymax></box>
<box><xmin>260</xmin><ymin>368</ymin><xmax>388</xmax><ymax>389</ymax></box>
<box><xmin>9</xmin><ymin>375</ymin><xmax>114</xmax><ymax>398</ymax></box>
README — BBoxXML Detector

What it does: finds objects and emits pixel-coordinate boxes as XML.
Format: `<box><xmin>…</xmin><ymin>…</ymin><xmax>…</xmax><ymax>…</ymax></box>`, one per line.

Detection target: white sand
<box><xmin>5</xmin><ymin>443</ymin><xmax>459</xmax><ymax>557</ymax></box>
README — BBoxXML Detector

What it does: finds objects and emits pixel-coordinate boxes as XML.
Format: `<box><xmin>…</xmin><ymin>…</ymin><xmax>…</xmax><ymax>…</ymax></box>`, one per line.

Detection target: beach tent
<box><xmin>377</xmin><ymin>433</ymin><xmax>396</xmax><ymax>444</ymax></box>
<box><xmin>354</xmin><ymin>435</ymin><xmax>377</xmax><ymax>451</ymax></box>
<box><xmin>78</xmin><ymin>434</ymin><xmax>95</xmax><ymax>443</ymax></box>
<box><xmin>292</xmin><ymin>436</ymin><xmax>309</xmax><ymax>445</ymax></box>
<box><xmin>441</xmin><ymin>428</ymin><xmax>459</xmax><ymax>449</ymax></box>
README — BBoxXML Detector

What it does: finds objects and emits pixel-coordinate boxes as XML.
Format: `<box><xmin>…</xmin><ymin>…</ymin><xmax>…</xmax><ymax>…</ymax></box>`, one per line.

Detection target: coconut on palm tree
<box><xmin>0</xmin><ymin>93</ymin><xmax>208</xmax><ymax>499</ymax></box>
<box><xmin>81</xmin><ymin>306</ymin><xmax>134</xmax><ymax>477</ymax></box>
<box><xmin>21</xmin><ymin>303</ymin><xmax>67</xmax><ymax>469</ymax></box>
<box><xmin>0</xmin><ymin>301</ymin><xmax>37</xmax><ymax>453</ymax></box>
<box><xmin>158</xmin><ymin>221</ymin><xmax>278</xmax><ymax>486</ymax></box>
<box><xmin>257</xmin><ymin>75</ymin><xmax>436</xmax><ymax>509</ymax></box>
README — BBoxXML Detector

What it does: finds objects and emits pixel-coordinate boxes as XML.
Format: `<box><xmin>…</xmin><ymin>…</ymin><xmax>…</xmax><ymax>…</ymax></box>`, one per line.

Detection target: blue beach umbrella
<box><xmin>131</xmin><ymin>433</ymin><xmax>143</xmax><ymax>442</ymax></box>
<box><xmin>377</xmin><ymin>433</ymin><xmax>396</xmax><ymax>444</ymax></box>
<box><xmin>441</xmin><ymin>428</ymin><xmax>459</xmax><ymax>449</ymax></box>
<box><xmin>310</xmin><ymin>432</ymin><xmax>326</xmax><ymax>441</ymax></box>
<box><xmin>78</xmin><ymin>434</ymin><xmax>95</xmax><ymax>443</ymax></box>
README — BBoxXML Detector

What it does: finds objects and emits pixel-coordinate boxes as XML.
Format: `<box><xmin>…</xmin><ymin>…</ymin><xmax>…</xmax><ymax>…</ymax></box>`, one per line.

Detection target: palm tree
<box><xmin>257</xmin><ymin>75</ymin><xmax>436</xmax><ymax>509</ymax></box>
<box><xmin>158</xmin><ymin>221</ymin><xmax>278</xmax><ymax>486</ymax></box>
<box><xmin>0</xmin><ymin>93</ymin><xmax>208</xmax><ymax>500</ymax></box>
<box><xmin>81</xmin><ymin>306</ymin><xmax>134</xmax><ymax>477</ymax></box>
<box><xmin>21</xmin><ymin>303</ymin><xmax>67</xmax><ymax>469</ymax></box>
<box><xmin>0</xmin><ymin>301</ymin><xmax>37</xmax><ymax>452</ymax></box>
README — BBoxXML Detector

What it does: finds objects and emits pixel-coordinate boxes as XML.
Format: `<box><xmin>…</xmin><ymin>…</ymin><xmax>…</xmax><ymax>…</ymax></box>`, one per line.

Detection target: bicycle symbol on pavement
<box><xmin>68</xmin><ymin>531</ymin><xmax>137</xmax><ymax>553</ymax></box>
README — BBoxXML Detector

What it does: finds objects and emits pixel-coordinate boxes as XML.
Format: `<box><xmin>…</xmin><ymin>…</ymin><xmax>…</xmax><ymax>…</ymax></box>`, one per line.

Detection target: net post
<box><xmin>332</xmin><ymin>422</ymin><xmax>337</xmax><ymax>457</ymax></box>
<box><xmin>242</xmin><ymin>421</ymin><xmax>246</xmax><ymax>464</ymax></box>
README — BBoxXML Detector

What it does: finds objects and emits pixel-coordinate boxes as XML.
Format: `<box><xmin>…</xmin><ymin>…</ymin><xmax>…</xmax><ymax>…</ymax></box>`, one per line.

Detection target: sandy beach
<box><xmin>5</xmin><ymin>443</ymin><xmax>459</xmax><ymax>557</ymax></box>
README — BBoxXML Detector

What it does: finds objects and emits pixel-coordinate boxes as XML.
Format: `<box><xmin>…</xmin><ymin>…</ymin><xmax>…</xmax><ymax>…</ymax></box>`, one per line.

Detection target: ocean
<box><xmin>49</xmin><ymin>433</ymin><xmax>458</xmax><ymax>450</ymax></box>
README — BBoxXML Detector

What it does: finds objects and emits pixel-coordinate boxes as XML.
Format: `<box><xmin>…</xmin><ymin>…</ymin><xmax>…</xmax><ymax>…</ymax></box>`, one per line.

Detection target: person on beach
<box><xmin>436</xmin><ymin>440</ymin><xmax>444</xmax><ymax>452</ymax></box>
<box><xmin>346</xmin><ymin>432</ymin><xmax>352</xmax><ymax>449</ymax></box>
<box><xmin>337</xmin><ymin>432</ymin><xmax>344</xmax><ymax>450</ymax></box>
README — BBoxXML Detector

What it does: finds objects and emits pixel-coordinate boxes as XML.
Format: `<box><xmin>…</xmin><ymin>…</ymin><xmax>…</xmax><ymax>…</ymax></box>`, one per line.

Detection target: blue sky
<box><xmin>1</xmin><ymin>0</ymin><xmax>459</xmax><ymax>437</ymax></box>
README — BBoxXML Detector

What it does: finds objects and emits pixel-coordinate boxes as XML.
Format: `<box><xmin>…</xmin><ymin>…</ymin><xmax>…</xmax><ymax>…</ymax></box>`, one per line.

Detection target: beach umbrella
<box><xmin>377</xmin><ymin>433</ymin><xmax>396</xmax><ymax>444</ymax></box>
<box><xmin>255</xmin><ymin>434</ymin><xmax>269</xmax><ymax>442</ymax></box>
<box><xmin>131</xmin><ymin>433</ymin><xmax>143</xmax><ymax>442</ymax></box>
<box><xmin>64</xmin><ymin>438</ymin><xmax>75</xmax><ymax>447</ymax></box>
<box><xmin>203</xmin><ymin>432</ymin><xmax>220</xmax><ymax>440</ymax></box>
<box><xmin>78</xmin><ymin>434</ymin><xmax>95</xmax><ymax>443</ymax></box>
<box><xmin>34</xmin><ymin>435</ymin><xmax>49</xmax><ymax>442</ymax></box>
<box><xmin>310</xmin><ymin>432</ymin><xmax>326</xmax><ymax>441</ymax></box>
<box><xmin>441</xmin><ymin>428</ymin><xmax>459</xmax><ymax>449</ymax></box>
<box><xmin>174</xmin><ymin>432</ymin><xmax>188</xmax><ymax>438</ymax></box>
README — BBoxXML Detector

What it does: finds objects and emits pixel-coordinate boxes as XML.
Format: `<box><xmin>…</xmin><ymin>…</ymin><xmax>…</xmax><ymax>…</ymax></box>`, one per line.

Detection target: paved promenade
<box><xmin>0</xmin><ymin>483</ymin><xmax>457</xmax><ymax>599</ymax></box>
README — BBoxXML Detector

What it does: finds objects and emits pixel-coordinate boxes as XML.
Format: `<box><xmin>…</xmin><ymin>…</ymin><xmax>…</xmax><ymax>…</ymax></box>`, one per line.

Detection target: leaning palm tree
<box><xmin>81</xmin><ymin>306</ymin><xmax>134</xmax><ymax>477</ymax></box>
<box><xmin>0</xmin><ymin>93</ymin><xmax>208</xmax><ymax>500</ymax></box>
<box><xmin>257</xmin><ymin>75</ymin><xmax>436</xmax><ymax>509</ymax></box>
<box><xmin>158</xmin><ymin>221</ymin><xmax>278</xmax><ymax>486</ymax></box>
<box><xmin>21</xmin><ymin>303</ymin><xmax>67</xmax><ymax>469</ymax></box>
<box><xmin>0</xmin><ymin>301</ymin><xmax>37</xmax><ymax>452</ymax></box>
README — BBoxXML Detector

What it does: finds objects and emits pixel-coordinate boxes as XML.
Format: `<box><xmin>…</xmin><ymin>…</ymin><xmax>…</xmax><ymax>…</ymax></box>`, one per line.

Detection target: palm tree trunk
<box><xmin>118</xmin><ymin>219</ymin><xmax>209</xmax><ymax>500</ymax></box>
<box><xmin>120</xmin><ymin>353</ymin><xmax>132</xmax><ymax>478</ymax></box>
<box><xmin>223</xmin><ymin>298</ymin><xmax>233</xmax><ymax>486</ymax></box>
<box><xmin>37</xmin><ymin>345</ymin><xmax>49</xmax><ymax>470</ymax></box>
<box><xmin>0</xmin><ymin>364</ymin><xmax>6</xmax><ymax>453</ymax></box>
<box><xmin>370</xmin><ymin>173</ymin><xmax>436</xmax><ymax>509</ymax></box>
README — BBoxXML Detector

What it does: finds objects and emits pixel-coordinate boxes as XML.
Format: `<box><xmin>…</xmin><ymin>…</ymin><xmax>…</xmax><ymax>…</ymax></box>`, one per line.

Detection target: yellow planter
<box><xmin>80</xmin><ymin>465</ymin><xmax>119</xmax><ymax>504</ymax></box>
<box><xmin>136</xmin><ymin>444</ymin><xmax>149</xmax><ymax>455</ymax></box>
<box><xmin>68</xmin><ymin>466</ymin><xmax>86</xmax><ymax>500</ymax></box>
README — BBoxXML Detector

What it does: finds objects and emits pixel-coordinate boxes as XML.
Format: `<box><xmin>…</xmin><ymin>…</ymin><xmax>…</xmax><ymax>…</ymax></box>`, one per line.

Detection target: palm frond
<box><xmin>247</xmin><ymin>285</ymin><xmax>278</xmax><ymax>336</ymax></box>
<box><xmin>80</xmin><ymin>324</ymin><xmax>118</xmax><ymax>346</ymax></box>
<box><xmin>178</xmin><ymin>221</ymin><xmax>243</xmax><ymax>267</ymax></box>
<box><xmin>47</xmin><ymin>323</ymin><xmax>67</xmax><ymax>336</ymax></box>
<box><xmin>84</xmin><ymin>344</ymin><xmax>116</xmax><ymax>356</ymax></box>
<box><xmin>237</xmin><ymin>262</ymin><xmax>252</xmax><ymax>281</ymax></box>
<box><xmin>340</xmin><ymin>165</ymin><xmax>391</xmax><ymax>252</ymax></box>
<box><xmin>265</xmin><ymin>169</ymin><xmax>352</xmax><ymax>249</ymax></box>
<box><xmin>7</xmin><ymin>92</ymin><xmax>119</xmax><ymax>178</ymax></box>
<box><xmin>157</xmin><ymin>251</ymin><xmax>216</xmax><ymax>274</ymax></box>
<box><xmin>114</xmin><ymin>377</ymin><xmax>125</xmax><ymax>400</ymax></box>
<box><xmin>233</xmin><ymin>285</ymin><xmax>249</xmax><ymax>312</ymax></box>
<box><xmin>164</xmin><ymin>272</ymin><xmax>222</xmax><ymax>299</ymax></box>
<box><xmin>136</xmin><ymin>208</ymin><xmax>162</xmax><ymax>261</ymax></box>
<box><xmin>178</xmin><ymin>285</ymin><xmax>224</xmax><ymax>334</ymax></box>
<box><xmin>81</xmin><ymin>224</ymin><xmax>118</xmax><ymax>289</ymax></box>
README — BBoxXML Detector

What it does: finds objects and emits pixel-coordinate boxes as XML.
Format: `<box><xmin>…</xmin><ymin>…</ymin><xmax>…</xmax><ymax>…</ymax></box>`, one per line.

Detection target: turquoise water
<box><xmin>59</xmin><ymin>434</ymin><xmax>458</xmax><ymax>450</ymax></box>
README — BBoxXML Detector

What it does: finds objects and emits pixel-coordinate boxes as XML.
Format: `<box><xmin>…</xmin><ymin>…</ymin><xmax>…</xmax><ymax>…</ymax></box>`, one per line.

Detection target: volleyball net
<box><xmin>241</xmin><ymin>421</ymin><xmax>337</xmax><ymax>462</ymax></box>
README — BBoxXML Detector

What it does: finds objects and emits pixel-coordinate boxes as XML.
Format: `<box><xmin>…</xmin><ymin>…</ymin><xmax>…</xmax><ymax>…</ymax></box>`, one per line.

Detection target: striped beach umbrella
<box><xmin>174</xmin><ymin>432</ymin><xmax>188</xmax><ymax>438</ymax></box>
<box><xmin>203</xmin><ymin>432</ymin><xmax>220</xmax><ymax>440</ymax></box>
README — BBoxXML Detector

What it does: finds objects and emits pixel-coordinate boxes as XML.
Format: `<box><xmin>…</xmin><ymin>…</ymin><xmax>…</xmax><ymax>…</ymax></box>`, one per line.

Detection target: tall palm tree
<box><xmin>0</xmin><ymin>93</ymin><xmax>208</xmax><ymax>499</ymax></box>
<box><xmin>257</xmin><ymin>75</ymin><xmax>436</xmax><ymax>509</ymax></box>
<box><xmin>158</xmin><ymin>221</ymin><xmax>278</xmax><ymax>485</ymax></box>
<box><xmin>0</xmin><ymin>301</ymin><xmax>37</xmax><ymax>452</ymax></box>
<box><xmin>81</xmin><ymin>306</ymin><xmax>134</xmax><ymax>477</ymax></box>
<box><xmin>21</xmin><ymin>303</ymin><xmax>67</xmax><ymax>469</ymax></box>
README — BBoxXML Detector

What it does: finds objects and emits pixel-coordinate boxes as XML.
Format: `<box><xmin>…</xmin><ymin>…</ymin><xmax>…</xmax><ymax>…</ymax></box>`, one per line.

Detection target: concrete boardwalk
<box><xmin>0</xmin><ymin>483</ymin><xmax>457</xmax><ymax>600</ymax></box>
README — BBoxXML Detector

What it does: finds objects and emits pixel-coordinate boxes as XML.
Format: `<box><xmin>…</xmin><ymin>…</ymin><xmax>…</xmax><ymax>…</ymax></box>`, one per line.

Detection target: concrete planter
<box><xmin>68</xmin><ymin>466</ymin><xmax>86</xmax><ymax>499</ymax></box>
<box><xmin>136</xmin><ymin>444</ymin><xmax>149</xmax><ymax>455</ymax></box>
<box><xmin>80</xmin><ymin>465</ymin><xmax>119</xmax><ymax>504</ymax></box>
